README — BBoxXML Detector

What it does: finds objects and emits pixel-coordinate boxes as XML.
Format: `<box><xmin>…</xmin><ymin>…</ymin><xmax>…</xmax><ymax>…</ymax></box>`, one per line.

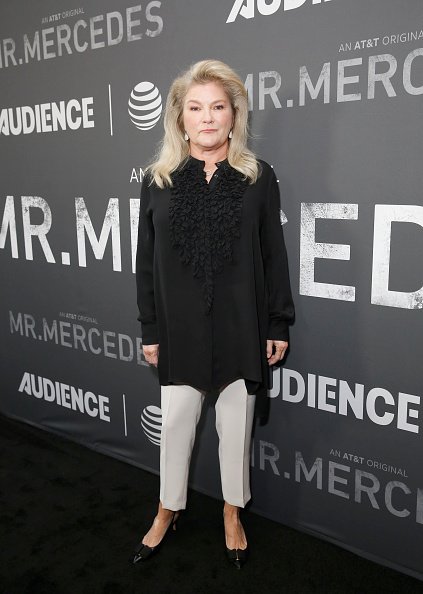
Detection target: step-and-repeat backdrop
<box><xmin>1</xmin><ymin>0</ymin><xmax>422</xmax><ymax>580</ymax></box>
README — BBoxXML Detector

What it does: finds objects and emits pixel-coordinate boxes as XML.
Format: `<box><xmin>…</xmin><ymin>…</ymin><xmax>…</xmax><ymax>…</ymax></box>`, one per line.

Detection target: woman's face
<box><xmin>182</xmin><ymin>81</ymin><xmax>234</xmax><ymax>155</ymax></box>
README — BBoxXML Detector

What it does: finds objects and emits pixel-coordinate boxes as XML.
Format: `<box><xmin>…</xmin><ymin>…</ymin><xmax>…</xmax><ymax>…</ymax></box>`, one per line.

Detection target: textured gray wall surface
<box><xmin>1</xmin><ymin>0</ymin><xmax>422</xmax><ymax>580</ymax></box>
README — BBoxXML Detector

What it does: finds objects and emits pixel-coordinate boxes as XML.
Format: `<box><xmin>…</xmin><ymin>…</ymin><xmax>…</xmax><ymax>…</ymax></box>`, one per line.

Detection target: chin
<box><xmin>201</xmin><ymin>138</ymin><xmax>226</xmax><ymax>149</ymax></box>
<box><xmin>199</xmin><ymin>143</ymin><xmax>220</xmax><ymax>151</ymax></box>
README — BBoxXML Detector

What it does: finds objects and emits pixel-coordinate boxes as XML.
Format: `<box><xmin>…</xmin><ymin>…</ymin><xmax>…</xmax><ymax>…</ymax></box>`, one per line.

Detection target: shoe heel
<box><xmin>131</xmin><ymin>510</ymin><xmax>180</xmax><ymax>564</ymax></box>
<box><xmin>172</xmin><ymin>511</ymin><xmax>180</xmax><ymax>531</ymax></box>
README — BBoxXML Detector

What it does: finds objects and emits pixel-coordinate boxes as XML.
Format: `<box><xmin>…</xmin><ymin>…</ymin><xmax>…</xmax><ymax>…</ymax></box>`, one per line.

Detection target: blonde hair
<box><xmin>147</xmin><ymin>59</ymin><xmax>259</xmax><ymax>188</ymax></box>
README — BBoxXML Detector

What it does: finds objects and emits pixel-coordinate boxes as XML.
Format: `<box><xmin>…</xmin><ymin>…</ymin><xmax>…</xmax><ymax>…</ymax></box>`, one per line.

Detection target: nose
<box><xmin>203</xmin><ymin>108</ymin><xmax>213</xmax><ymax>123</ymax></box>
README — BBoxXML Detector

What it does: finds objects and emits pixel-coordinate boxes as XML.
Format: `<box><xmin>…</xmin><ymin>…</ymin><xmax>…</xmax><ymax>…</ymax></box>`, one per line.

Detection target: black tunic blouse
<box><xmin>136</xmin><ymin>156</ymin><xmax>294</xmax><ymax>401</ymax></box>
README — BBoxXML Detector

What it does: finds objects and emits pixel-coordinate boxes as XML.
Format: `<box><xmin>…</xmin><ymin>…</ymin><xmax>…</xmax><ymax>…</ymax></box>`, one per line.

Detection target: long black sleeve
<box><xmin>260</xmin><ymin>167</ymin><xmax>295</xmax><ymax>341</ymax></box>
<box><xmin>135</xmin><ymin>176</ymin><xmax>159</xmax><ymax>345</ymax></box>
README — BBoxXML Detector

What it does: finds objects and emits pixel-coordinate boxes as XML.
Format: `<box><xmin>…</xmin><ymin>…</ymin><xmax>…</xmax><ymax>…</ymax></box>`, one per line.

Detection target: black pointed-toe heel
<box><xmin>223</xmin><ymin>510</ymin><xmax>249</xmax><ymax>569</ymax></box>
<box><xmin>226</xmin><ymin>545</ymin><xmax>248</xmax><ymax>569</ymax></box>
<box><xmin>130</xmin><ymin>511</ymin><xmax>179</xmax><ymax>564</ymax></box>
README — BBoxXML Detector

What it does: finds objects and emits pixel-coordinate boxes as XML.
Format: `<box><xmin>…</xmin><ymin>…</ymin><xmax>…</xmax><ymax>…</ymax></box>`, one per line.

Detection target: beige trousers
<box><xmin>159</xmin><ymin>378</ymin><xmax>256</xmax><ymax>510</ymax></box>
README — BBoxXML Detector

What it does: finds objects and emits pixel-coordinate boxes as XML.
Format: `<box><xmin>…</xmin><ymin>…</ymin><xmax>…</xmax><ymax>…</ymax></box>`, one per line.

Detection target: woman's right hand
<box><xmin>143</xmin><ymin>344</ymin><xmax>159</xmax><ymax>367</ymax></box>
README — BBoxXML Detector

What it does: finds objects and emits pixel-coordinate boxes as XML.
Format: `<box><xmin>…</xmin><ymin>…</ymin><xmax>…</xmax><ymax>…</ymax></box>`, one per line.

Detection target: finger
<box><xmin>268</xmin><ymin>348</ymin><xmax>287</xmax><ymax>365</ymax></box>
<box><xmin>144</xmin><ymin>352</ymin><xmax>159</xmax><ymax>366</ymax></box>
<box><xmin>267</xmin><ymin>350</ymin><xmax>280</xmax><ymax>365</ymax></box>
<box><xmin>266</xmin><ymin>340</ymin><xmax>273</xmax><ymax>359</ymax></box>
<box><xmin>275</xmin><ymin>346</ymin><xmax>286</xmax><ymax>358</ymax></box>
<box><xmin>274</xmin><ymin>342</ymin><xmax>288</xmax><ymax>360</ymax></box>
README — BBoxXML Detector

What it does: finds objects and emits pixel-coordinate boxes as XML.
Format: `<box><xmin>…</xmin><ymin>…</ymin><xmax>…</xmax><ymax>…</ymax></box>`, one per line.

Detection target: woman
<box><xmin>134</xmin><ymin>59</ymin><xmax>294</xmax><ymax>569</ymax></box>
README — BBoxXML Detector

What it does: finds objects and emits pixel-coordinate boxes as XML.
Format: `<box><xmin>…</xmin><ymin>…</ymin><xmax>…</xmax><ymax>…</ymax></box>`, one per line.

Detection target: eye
<box><xmin>214</xmin><ymin>104</ymin><xmax>225</xmax><ymax>110</ymax></box>
<box><xmin>189</xmin><ymin>106</ymin><xmax>200</xmax><ymax>111</ymax></box>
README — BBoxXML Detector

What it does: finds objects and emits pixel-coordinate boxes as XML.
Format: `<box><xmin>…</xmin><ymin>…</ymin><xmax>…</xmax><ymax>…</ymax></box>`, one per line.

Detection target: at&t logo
<box><xmin>227</xmin><ymin>0</ymin><xmax>332</xmax><ymax>23</ymax></box>
<box><xmin>128</xmin><ymin>81</ymin><xmax>162</xmax><ymax>131</ymax></box>
<box><xmin>141</xmin><ymin>405</ymin><xmax>162</xmax><ymax>445</ymax></box>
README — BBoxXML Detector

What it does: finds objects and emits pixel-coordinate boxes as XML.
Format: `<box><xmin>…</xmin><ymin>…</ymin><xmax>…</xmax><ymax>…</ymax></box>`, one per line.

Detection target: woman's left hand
<box><xmin>266</xmin><ymin>340</ymin><xmax>288</xmax><ymax>365</ymax></box>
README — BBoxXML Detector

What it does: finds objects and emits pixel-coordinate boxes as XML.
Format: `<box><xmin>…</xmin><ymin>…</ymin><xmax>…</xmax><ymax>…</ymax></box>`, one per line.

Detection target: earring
<box><xmin>184</xmin><ymin>132</ymin><xmax>189</xmax><ymax>141</ymax></box>
<box><xmin>228</xmin><ymin>129</ymin><xmax>233</xmax><ymax>139</ymax></box>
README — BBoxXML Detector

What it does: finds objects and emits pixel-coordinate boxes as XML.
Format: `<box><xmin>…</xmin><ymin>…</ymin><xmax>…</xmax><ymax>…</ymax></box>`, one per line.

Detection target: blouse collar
<box><xmin>186</xmin><ymin>155</ymin><xmax>229</xmax><ymax>171</ymax></box>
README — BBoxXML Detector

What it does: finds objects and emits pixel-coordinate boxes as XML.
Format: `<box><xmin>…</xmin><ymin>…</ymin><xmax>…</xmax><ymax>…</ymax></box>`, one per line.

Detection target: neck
<box><xmin>190</xmin><ymin>143</ymin><xmax>228</xmax><ymax>170</ymax></box>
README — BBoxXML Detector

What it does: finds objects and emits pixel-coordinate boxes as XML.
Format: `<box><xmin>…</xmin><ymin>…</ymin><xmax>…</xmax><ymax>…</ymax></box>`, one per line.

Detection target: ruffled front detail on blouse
<box><xmin>169</xmin><ymin>157</ymin><xmax>248</xmax><ymax>314</ymax></box>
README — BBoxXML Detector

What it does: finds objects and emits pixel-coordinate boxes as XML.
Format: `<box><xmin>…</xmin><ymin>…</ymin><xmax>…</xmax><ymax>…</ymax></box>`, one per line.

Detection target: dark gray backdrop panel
<box><xmin>1</xmin><ymin>0</ymin><xmax>422</xmax><ymax>580</ymax></box>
